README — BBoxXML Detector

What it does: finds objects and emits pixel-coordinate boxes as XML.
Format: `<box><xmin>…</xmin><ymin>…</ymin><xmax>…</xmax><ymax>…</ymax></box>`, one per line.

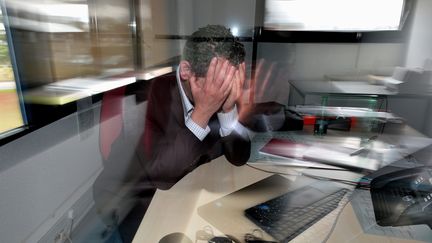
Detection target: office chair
<box><xmin>93</xmin><ymin>86</ymin><xmax>156</xmax><ymax>242</ymax></box>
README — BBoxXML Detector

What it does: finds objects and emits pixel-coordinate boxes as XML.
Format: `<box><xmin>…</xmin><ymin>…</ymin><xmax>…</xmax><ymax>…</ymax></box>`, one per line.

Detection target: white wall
<box><xmin>0</xmin><ymin>112</ymin><xmax>101</xmax><ymax>243</ymax></box>
<box><xmin>257</xmin><ymin>43</ymin><xmax>405</xmax><ymax>82</ymax></box>
<box><xmin>0</xmin><ymin>96</ymin><xmax>146</xmax><ymax>243</ymax></box>
<box><xmin>140</xmin><ymin>0</ymin><xmax>256</xmax><ymax>68</ymax></box>
<box><xmin>401</xmin><ymin>0</ymin><xmax>432</xmax><ymax>136</ymax></box>
<box><xmin>150</xmin><ymin>0</ymin><xmax>256</xmax><ymax>36</ymax></box>
<box><xmin>405</xmin><ymin>0</ymin><xmax>432</xmax><ymax>68</ymax></box>
<box><xmin>254</xmin><ymin>42</ymin><xmax>405</xmax><ymax>106</ymax></box>
<box><xmin>190</xmin><ymin>0</ymin><xmax>256</xmax><ymax>37</ymax></box>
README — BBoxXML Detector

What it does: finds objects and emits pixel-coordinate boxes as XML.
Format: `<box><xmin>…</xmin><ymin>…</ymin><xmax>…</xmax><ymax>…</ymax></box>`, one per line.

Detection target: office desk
<box><xmin>288</xmin><ymin>80</ymin><xmax>432</xmax><ymax>135</ymax></box>
<box><xmin>288</xmin><ymin>80</ymin><xmax>396</xmax><ymax>112</ymax></box>
<box><xmin>132</xmin><ymin>124</ymin><xmax>430</xmax><ymax>243</ymax></box>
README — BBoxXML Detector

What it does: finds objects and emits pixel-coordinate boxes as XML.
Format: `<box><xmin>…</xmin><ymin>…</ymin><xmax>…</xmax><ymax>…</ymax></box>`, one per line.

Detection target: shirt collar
<box><xmin>176</xmin><ymin>66</ymin><xmax>194</xmax><ymax>119</ymax></box>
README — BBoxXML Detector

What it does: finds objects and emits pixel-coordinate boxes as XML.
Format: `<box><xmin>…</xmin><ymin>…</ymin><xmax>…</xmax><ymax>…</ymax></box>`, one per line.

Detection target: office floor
<box><xmin>118</xmin><ymin>198</ymin><xmax>154</xmax><ymax>243</ymax></box>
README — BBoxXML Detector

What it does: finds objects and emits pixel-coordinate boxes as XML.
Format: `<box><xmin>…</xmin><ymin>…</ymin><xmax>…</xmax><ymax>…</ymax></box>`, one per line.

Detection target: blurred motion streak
<box><xmin>6</xmin><ymin>0</ymin><xmax>89</xmax><ymax>33</ymax></box>
<box><xmin>3</xmin><ymin>0</ymin><xmax>136</xmax><ymax>105</ymax></box>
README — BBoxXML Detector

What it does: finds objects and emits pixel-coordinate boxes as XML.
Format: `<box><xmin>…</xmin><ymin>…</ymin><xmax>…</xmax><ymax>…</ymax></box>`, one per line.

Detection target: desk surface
<box><xmin>132</xmin><ymin>159</ymin><xmax>428</xmax><ymax>243</ymax></box>
<box><xmin>132</xmin><ymin>124</ymin><xmax>431</xmax><ymax>243</ymax></box>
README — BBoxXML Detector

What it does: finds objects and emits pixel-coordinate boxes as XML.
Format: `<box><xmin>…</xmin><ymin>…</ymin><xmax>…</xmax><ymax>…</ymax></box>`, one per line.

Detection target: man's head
<box><xmin>180</xmin><ymin>25</ymin><xmax>245</xmax><ymax>79</ymax></box>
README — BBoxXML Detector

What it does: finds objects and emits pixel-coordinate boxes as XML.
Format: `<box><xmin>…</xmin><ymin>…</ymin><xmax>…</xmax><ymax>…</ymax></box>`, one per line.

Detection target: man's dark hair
<box><xmin>183</xmin><ymin>25</ymin><xmax>245</xmax><ymax>77</ymax></box>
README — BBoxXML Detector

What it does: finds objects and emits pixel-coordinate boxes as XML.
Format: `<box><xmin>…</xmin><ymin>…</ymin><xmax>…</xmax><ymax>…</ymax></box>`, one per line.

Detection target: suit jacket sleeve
<box><xmin>221</xmin><ymin>129</ymin><xmax>250</xmax><ymax>166</ymax></box>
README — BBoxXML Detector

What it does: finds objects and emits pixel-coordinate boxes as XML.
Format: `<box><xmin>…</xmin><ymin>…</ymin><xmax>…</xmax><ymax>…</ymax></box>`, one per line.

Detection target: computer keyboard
<box><xmin>245</xmin><ymin>188</ymin><xmax>349</xmax><ymax>242</ymax></box>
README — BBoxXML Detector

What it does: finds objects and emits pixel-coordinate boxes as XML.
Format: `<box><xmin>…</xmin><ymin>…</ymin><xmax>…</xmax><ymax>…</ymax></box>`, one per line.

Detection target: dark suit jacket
<box><xmin>139</xmin><ymin>72</ymin><xmax>251</xmax><ymax>189</ymax></box>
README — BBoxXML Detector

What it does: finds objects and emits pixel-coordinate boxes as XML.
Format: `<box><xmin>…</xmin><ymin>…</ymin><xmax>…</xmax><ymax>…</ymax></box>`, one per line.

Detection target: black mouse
<box><xmin>158</xmin><ymin>232</ymin><xmax>193</xmax><ymax>243</ymax></box>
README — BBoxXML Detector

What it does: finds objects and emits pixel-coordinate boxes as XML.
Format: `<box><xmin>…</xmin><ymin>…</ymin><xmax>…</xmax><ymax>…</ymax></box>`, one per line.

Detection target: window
<box><xmin>265</xmin><ymin>0</ymin><xmax>405</xmax><ymax>31</ymax></box>
<box><xmin>0</xmin><ymin>5</ymin><xmax>25</xmax><ymax>136</ymax></box>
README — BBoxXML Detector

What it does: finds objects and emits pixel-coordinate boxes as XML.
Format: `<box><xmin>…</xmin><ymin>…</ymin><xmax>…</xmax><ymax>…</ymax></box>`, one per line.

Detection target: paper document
<box><xmin>251</xmin><ymin>132</ymin><xmax>432</xmax><ymax>172</ymax></box>
<box><xmin>289</xmin><ymin>105</ymin><xmax>403</xmax><ymax>123</ymax></box>
<box><xmin>259</xmin><ymin>138</ymin><xmax>382</xmax><ymax>171</ymax></box>
<box><xmin>251</xmin><ymin>154</ymin><xmax>344</xmax><ymax>170</ymax></box>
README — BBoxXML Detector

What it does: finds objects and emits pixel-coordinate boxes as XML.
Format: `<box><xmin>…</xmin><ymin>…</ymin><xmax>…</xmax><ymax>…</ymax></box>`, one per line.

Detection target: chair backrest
<box><xmin>99</xmin><ymin>86</ymin><xmax>126</xmax><ymax>160</ymax></box>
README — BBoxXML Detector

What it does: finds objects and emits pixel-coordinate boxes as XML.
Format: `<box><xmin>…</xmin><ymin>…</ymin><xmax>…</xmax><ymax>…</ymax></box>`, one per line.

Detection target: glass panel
<box><xmin>6</xmin><ymin>0</ymin><xmax>135</xmax><ymax>106</ymax></box>
<box><xmin>0</xmin><ymin>7</ymin><xmax>23</xmax><ymax>134</ymax></box>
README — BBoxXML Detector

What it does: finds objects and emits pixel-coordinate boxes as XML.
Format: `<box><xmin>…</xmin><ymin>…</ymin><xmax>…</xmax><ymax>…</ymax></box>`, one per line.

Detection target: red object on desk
<box><xmin>350</xmin><ymin>117</ymin><xmax>357</xmax><ymax>127</ymax></box>
<box><xmin>260</xmin><ymin>138</ymin><xmax>310</xmax><ymax>159</ymax></box>
<box><xmin>303</xmin><ymin>115</ymin><xmax>357</xmax><ymax>128</ymax></box>
<box><xmin>303</xmin><ymin>115</ymin><xmax>316</xmax><ymax>125</ymax></box>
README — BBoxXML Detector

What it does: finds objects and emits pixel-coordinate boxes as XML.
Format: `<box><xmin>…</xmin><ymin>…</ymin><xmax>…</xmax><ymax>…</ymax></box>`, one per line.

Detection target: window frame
<box><xmin>256</xmin><ymin>0</ymin><xmax>415</xmax><ymax>44</ymax></box>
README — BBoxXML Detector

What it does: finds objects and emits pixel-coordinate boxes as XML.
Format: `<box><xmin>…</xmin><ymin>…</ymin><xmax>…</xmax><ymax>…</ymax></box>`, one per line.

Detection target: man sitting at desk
<box><xmin>140</xmin><ymin>25</ymin><xmax>251</xmax><ymax>189</ymax></box>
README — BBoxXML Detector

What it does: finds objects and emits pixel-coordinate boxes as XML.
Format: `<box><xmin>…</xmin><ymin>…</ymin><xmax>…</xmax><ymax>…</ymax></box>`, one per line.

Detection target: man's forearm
<box><xmin>222</xmin><ymin>130</ymin><xmax>251</xmax><ymax>165</ymax></box>
<box><xmin>191</xmin><ymin>108</ymin><xmax>212</xmax><ymax>129</ymax></box>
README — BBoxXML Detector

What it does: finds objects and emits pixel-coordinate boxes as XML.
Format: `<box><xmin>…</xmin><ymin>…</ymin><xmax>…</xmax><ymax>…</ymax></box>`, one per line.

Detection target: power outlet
<box><xmin>39</xmin><ymin>210</ymin><xmax>74</xmax><ymax>243</ymax></box>
<box><xmin>54</xmin><ymin>230</ymin><xmax>69</xmax><ymax>243</ymax></box>
<box><xmin>53</xmin><ymin>215</ymin><xmax>73</xmax><ymax>243</ymax></box>
<box><xmin>35</xmin><ymin>181</ymin><xmax>95</xmax><ymax>243</ymax></box>
<box><xmin>52</xmin><ymin>226</ymin><xmax>70</xmax><ymax>243</ymax></box>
